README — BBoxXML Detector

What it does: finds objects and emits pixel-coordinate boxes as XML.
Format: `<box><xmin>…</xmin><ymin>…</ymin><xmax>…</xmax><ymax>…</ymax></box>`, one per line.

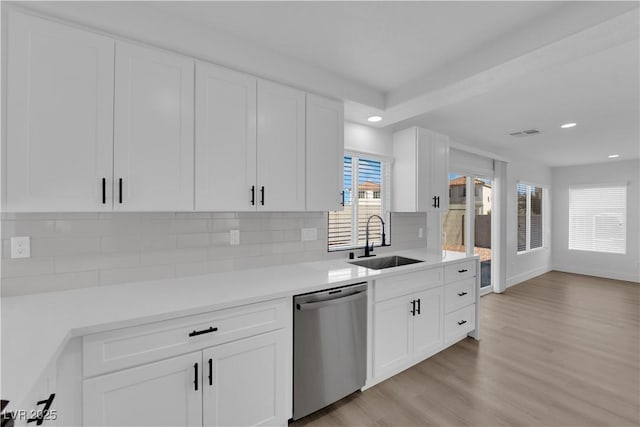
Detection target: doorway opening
<box><xmin>442</xmin><ymin>173</ymin><xmax>493</xmax><ymax>290</ymax></box>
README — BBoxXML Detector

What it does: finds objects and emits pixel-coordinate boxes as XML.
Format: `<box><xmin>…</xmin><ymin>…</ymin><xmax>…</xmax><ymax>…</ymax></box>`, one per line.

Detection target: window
<box><xmin>517</xmin><ymin>183</ymin><xmax>544</xmax><ymax>253</ymax></box>
<box><xmin>328</xmin><ymin>155</ymin><xmax>390</xmax><ymax>251</ymax></box>
<box><xmin>569</xmin><ymin>184</ymin><xmax>626</xmax><ymax>254</ymax></box>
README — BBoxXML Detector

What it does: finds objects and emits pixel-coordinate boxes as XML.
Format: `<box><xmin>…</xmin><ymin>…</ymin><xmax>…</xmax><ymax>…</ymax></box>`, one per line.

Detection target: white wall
<box><xmin>344</xmin><ymin>121</ymin><xmax>393</xmax><ymax>157</ymax></box>
<box><xmin>551</xmin><ymin>159</ymin><xmax>640</xmax><ymax>283</ymax></box>
<box><xmin>506</xmin><ymin>156</ymin><xmax>553</xmax><ymax>287</ymax></box>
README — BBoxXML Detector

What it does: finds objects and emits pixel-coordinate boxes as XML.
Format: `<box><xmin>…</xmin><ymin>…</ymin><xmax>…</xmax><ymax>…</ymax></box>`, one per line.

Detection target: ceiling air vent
<box><xmin>509</xmin><ymin>129</ymin><xmax>541</xmax><ymax>137</ymax></box>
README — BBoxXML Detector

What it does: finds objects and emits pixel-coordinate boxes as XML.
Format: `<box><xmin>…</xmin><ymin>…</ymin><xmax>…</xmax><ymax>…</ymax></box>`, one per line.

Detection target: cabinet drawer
<box><xmin>444</xmin><ymin>304</ymin><xmax>475</xmax><ymax>343</ymax></box>
<box><xmin>444</xmin><ymin>260</ymin><xmax>476</xmax><ymax>283</ymax></box>
<box><xmin>83</xmin><ymin>298</ymin><xmax>287</xmax><ymax>377</ymax></box>
<box><xmin>445</xmin><ymin>278</ymin><xmax>476</xmax><ymax>313</ymax></box>
<box><xmin>374</xmin><ymin>267</ymin><xmax>443</xmax><ymax>302</ymax></box>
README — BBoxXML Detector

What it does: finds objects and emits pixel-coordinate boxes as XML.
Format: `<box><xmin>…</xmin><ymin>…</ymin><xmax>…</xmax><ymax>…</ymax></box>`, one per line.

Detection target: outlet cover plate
<box><xmin>11</xmin><ymin>236</ymin><xmax>31</xmax><ymax>259</ymax></box>
<box><xmin>301</xmin><ymin>228</ymin><xmax>318</xmax><ymax>241</ymax></box>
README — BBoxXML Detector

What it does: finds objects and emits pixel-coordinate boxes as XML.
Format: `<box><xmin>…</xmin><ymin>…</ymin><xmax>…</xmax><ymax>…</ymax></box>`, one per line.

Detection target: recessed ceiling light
<box><xmin>608</xmin><ymin>154</ymin><xmax>620</xmax><ymax>158</ymax></box>
<box><xmin>561</xmin><ymin>123</ymin><xmax>577</xmax><ymax>129</ymax></box>
<box><xmin>367</xmin><ymin>116</ymin><xmax>382</xmax><ymax>123</ymax></box>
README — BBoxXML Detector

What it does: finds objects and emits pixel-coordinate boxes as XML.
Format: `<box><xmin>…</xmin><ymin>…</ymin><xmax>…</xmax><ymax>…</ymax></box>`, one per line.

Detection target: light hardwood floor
<box><xmin>292</xmin><ymin>271</ymin><xmax>640</xmax><ymax>427</ymax></box>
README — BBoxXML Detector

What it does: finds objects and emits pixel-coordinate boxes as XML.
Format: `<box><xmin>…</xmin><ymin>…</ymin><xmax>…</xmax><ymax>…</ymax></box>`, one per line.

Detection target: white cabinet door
<box><xmin>114</xmin><ymin>41</ymin><xmax>194</xmax><ymax>211</ymax></box>
<box><xmin>195</xmin><ymin>62</ymin><xmax>257</xmax><ymax>211</ymax></box>
<box><xmin>202</xmin><ymin>331</ymin><xmax>286</xmax><ymax>427</ymax></box>
<box><xmin>429</xmin><ymin>131</ymin><xmax>450</xmax><ymax>212</ymax></box>
<box><xmin>5</xmin><ymin>11</ymin><xmax>114</xmax><ymax>212</ymax></box>
<box><xmin>306</xmin><ymin>94</ymin><xmax>344</xmax><ymax>212</ymax></box>
<box><xmin>256</xmin><ymin>80</ymin><xmax>305</xmax><ymax>211</ymax></box>
<box><xmin>83</xmin><ymin>352</ymin><xmax>202</xmax><ymax>427</ymax></box>
<box><xmin>373</xmin><ymin>295</ymin><xmax>413</xmax><ymax>379</ymax></box>
<box><xmin>412</xmin><ymin>286</ymin><xmax>444</xmax><ymax>359</ymax></box>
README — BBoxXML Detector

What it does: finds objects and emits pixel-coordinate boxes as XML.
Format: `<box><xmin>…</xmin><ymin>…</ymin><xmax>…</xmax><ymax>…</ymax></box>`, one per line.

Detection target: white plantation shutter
<box><xmin>328</xmin><ymin>154</ymin><xmax>389</xmax><ymax>250</ymax></box>
<box><xmin>569</xmin><ymin>185</ymin><xmax>627</xmax><ymax>254</ymax></box>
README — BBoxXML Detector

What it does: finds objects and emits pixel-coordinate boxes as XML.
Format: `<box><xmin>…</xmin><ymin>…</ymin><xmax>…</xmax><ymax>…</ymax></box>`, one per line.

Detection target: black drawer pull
<box><xmin>260</xmin><ymin>186</ymin><xmax>265</xmax><ymax>206</ymax></box>
<box><xmin>188</xmin><ymin>326</ymin><xmax>218</xmax><ymax>337</ymax></box>
<box><xmin>457</xmin><ymin>320</ymin><xmax>467</xmax><ymax>326</ymax></box>
<box><xmin>457</xmin><ymin>291</ymin><xmax>468</xmax><ymax>297</ymax></box>
<box><xmin>250</xmin><ymin>185</ymin><xmax>255</xmax><ymax>206</ymax></box>
<box><xmin>458</xmin><ymin>268</ymin><xmax>468</xmax><ymax>273</ymax></box>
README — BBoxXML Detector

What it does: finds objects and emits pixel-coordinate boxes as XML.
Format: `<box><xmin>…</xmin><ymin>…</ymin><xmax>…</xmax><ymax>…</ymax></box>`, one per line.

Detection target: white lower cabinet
<box><xmin>83</xmin><ymin>352</ymin><xmax>202</xmax><ymax>427</ymax></box>
<box><xmin>82</xmin><ymin>300</ymin><xmax>288</xmax><ymax>427</ymax></box>
<box><xmin>373</xmin><ymin>279</ymin><xmax>444</xmax><ymax>380</ymax></box>
<box><xmin>371</xmin><ymin>260</ymin><xmax>479</xmax><ymax>385</ymax></box>
<box><xmin>203</xmin><ymin>332</ymin><xmax>286</xmax><ymax>427</ymax></box>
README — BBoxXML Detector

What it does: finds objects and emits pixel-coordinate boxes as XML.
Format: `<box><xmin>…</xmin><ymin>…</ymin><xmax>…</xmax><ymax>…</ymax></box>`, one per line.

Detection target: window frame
<box><xmin>327</xmin><ymin>151</ymin><xmax>392</xmax><ymax>252</ymax></box>
<box><xmin>568</xmin><ymin>182</ymin><xmax>627</xmax><ymax>254</ymax></box>
<box><xmin>517</xmin><ymin>181</ymin><xmax>547</xmax><ymax>255</ymax></box>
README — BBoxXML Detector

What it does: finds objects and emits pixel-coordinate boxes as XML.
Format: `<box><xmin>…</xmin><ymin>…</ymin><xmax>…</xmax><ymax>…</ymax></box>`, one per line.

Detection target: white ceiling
<box><xmin>148</xmin><ymin>1</ymin><xmax>640</xmax><ymax>167</ymax></box>
<box><xmin>150</xmin><ymin>1</ymin><xmax>563</xmax><ymax>92</ymax></box>
<box><xmin>20</xmin><ymin>1</ymin><xmax>640</xmax><ymax>167</ymax></box>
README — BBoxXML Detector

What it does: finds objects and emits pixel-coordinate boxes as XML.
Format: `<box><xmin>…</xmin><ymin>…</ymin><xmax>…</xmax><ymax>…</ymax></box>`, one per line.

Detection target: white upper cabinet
<box><xmin>392</xmin><ymin>127</ymin><xmax>450</xmax><ymax>212</ymax></box>
<box><xmin>5</xmin><ymin>11</ymin><xmax>115</xmax><ymax>212</ymax></box>
<box><xmin>305</xmin><ymin>94</ymin><xmax>344</xmax><ymax>212</ymax></box>
<box><xmin>195</xmin><ymin>63</ymin><xmax>257</xmax><ymax>211</ymax></box>
<box><xmin>257</xmin><ymin>80</ymin><xmax>306</xmax><ymax>211</ymax></box>
<box><xmin>113</xmin><ymin>41</ymin><xmax>195</xmax><ymax>211</ymax></box>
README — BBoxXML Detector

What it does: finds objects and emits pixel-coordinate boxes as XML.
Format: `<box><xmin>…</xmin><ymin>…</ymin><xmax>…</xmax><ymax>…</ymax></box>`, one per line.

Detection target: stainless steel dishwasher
<box><xmin>293</xmin><ymin>282</ymin><xmax>367</xmax><ymax>420</ymax></box>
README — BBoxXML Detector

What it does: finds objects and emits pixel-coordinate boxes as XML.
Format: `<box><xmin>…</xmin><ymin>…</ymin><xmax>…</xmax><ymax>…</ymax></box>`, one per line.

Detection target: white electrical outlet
<box><xmin>418</xmin><ymin>227</ymin><xmax>424</xmax><ymax>238</ymax></box>
<box><xmin>229</xmin><ymin>229</ymin><xmax>240</xmax><ymax>245</ymax></box>
<box><xmin>11</xmin><ymin>236</ymin><xmax>31</xmax><ymax>259</ymax></box>
<box><xmin>301</xmin><ymin>228</ymin><xmax>318</xmax><ymax>241</ymax></box>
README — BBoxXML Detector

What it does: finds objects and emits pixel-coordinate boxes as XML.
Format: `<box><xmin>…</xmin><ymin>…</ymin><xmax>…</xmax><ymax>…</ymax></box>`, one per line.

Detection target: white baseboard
<box><xmin>553</xmin><ymin>265</ymin><xmax>640</xmax><ymax>283</ymax></box>
<box><xmin>506</xmin><ymin>265</ymin><xmax>552</xmax><ymax>288</ymax></box>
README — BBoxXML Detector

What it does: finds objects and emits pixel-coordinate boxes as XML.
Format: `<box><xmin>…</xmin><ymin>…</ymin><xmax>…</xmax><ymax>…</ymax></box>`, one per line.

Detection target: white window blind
<box><xmin>569</xmin><ymin>185</ymin><xmax>627</xmax><ymax>254</ymax></box>
<box><xmin>517</xmin><ymin>183</ymin><xmax>544</xmax><ymax>253</ymax></box>
<box><xmin>328</xmin><ymin>155</ymin><xmax>390</xmax><ymax>251</ymax></box>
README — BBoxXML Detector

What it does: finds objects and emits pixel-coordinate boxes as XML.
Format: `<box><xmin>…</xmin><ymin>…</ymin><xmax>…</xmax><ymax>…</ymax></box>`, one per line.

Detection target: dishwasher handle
<box><xmin>296</xmin><ymin>290</ymin><xmax>366</xmax><ymax>311</ymax></box>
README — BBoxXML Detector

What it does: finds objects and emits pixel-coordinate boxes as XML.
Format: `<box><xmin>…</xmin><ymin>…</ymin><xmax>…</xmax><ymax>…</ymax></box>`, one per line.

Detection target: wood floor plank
<box><xmin>292</xmin><ymin>271</ymin><xmax>640</xmax><ymax>427</ymax></box>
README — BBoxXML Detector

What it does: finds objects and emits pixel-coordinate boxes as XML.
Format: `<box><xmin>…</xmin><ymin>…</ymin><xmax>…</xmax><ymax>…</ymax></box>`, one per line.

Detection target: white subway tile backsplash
<box><xmin>2</xmin><ymin>257</ymin><xmax>55</xmax><ymax>278</ymax></box>
<box><xmin>99</xmin><ymin>265</ymin><xmax>175</xmax><ymax>286</ymax></box>
<box><xmin>32</xmin><ymin>237</ymin><xmax>101</xmax><ymax>257</ymax></box>
<box><xmin>2</xmin><ymin>271</ymin><xmax>99</xmax><ymax>296</ymax></box>
<box><xmin>177</xmin><ymin>233</ymin><xmax>211</xmax><ymax>249</ymax></box>
<box><xmin>1</xmin><ymin>211</ymin><xmax>427</xmax><ymax>296</ymax></box>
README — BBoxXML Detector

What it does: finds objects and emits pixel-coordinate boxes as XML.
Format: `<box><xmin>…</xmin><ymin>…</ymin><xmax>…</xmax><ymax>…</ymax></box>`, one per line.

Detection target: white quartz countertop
<box><xmin>1</xmin><ymin>249</ymin><xmax>473</xmax><ymax>409</ymax></box>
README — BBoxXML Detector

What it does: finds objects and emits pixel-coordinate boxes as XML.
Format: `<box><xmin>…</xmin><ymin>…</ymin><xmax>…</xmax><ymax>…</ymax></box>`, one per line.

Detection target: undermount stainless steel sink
<box><xmin>349</xmin><ymin>255</ymin><xmax>423</xmax><ymax>270</ymax></box>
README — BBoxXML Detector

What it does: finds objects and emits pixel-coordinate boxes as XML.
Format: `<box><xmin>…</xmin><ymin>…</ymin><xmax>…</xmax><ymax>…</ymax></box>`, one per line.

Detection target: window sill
<box><xmin>517</xmin><ymin>246</ymin><xmax>548</xmax><ymax>256</ymax></box>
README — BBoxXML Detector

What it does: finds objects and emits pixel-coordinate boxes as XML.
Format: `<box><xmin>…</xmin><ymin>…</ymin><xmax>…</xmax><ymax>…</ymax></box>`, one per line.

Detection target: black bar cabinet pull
<box><xmin>432</xmin><ymin>196</ymin><xmax>437</xmax><ymax>208</ymax></box>
<box><xmin>416</xmin><ymin>298</ymin><xmax>421</xmax><ymax>315</ymax></box>
<box><xmin>250</xmin><ymin>186</ymin><xmax>255</xmax><ymax>206</ymax></box>
<box><xmin>436</xmin><ymin>196</ymin><xmax>440</xmax><ymax>208</ymax></box>
<box><xmin>188</xmin><ymin>326</ymin><xmax>218</xmax><ymax>337</ymax></box>
<box><xmin>410</xmin><ymin>300</ymin><xmax>416</xmax><ymax>316</ymax></box>
<box><xmin>260</xmin><ymin>186</ymin><xmax>265</xmax><ymax>206</ymax></box>
<box><xmin>101</xmin><ymin>178</ymin><xmax>106</xmax><ymax>204</ymax></box>
<box><xmin>118</xmin><ymin>178</ymin><xmax>123</xmax><ymax>204</ymax></box>
<box><xmin>194</xmin><ymin>363</ymin><xmax>198</xmax><ymax>391</ymax></box>
<box><xmin>208</xmin><ymin>358</ymin><xmax>213</xmax><ymax>386</ymax></box>
<box><xmin>340</xmin><ymin>191</ymin><xmax>345</xmax><ymax>207</ymax></box>
<box><xmin>458</xmin><ymin>291</ymin><xmax>468</xmax><ymax>297</ymax></box>
<box><xmin>458</xmin><ymin>268</ymin><xmax>468</xmax><ymax>273</ymax></box>
<box><xmin>458</xmin><ymin>320</ymin><xmax>467</xmax><ymax>326</ymax></box>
